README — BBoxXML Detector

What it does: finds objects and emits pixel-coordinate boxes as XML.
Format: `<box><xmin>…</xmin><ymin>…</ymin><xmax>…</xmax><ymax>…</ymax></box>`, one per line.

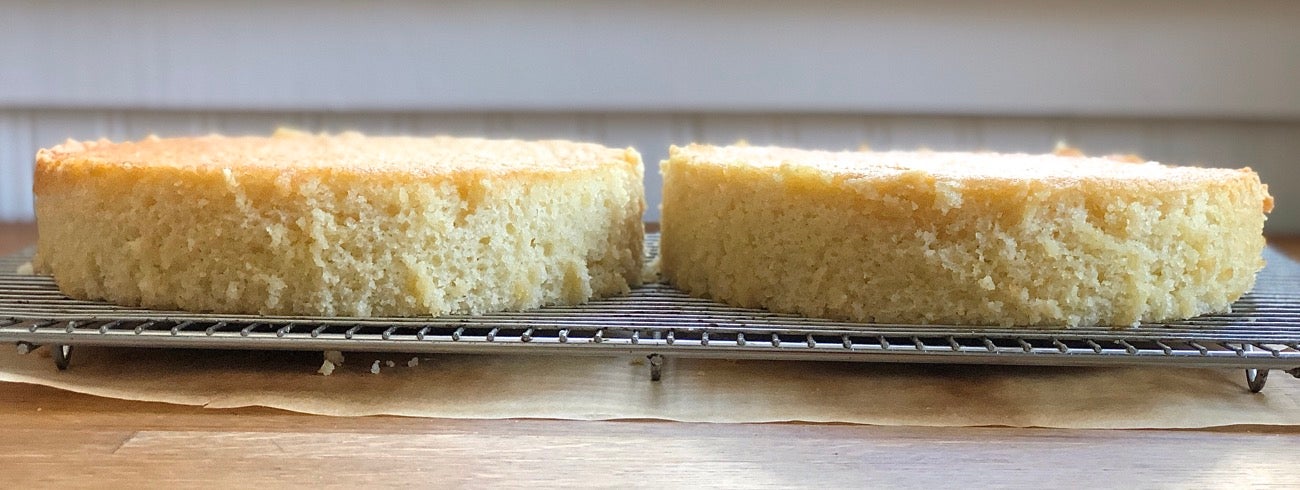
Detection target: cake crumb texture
<box><xmin>34</xmin><ymin>131</ymin><xmax>644</xmax><ymax>317</ymax></box>
<box><xmin>660</xmin><ymin>144</ymin><xmax>1272</xmax><ymax>327</ymax></box>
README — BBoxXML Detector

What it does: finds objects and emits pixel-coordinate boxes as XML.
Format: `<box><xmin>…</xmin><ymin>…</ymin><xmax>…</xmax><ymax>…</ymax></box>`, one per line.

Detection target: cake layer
<box><xmin>34</xmin><ymin>131</ymin><xmax>645</xmax><ymax>317</ymax></box>
<box><xmin>660</xmin><ymin>144</ymin><xmax>1273</xmax><ymax>327</ymax></box>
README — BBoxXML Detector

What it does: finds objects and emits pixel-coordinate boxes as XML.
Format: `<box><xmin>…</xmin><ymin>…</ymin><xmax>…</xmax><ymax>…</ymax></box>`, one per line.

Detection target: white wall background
<box><xmin>2</xmin><ymin>0</ymin><xmax>1298</xmax><ymax>231</ymax></box>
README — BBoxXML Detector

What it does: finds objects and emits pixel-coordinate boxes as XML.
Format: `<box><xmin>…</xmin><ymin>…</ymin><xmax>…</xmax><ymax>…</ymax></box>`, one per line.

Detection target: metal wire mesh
<box><xmin>2</xmin><ymin>235</ymin><xmax>1298</xmax><ymax>370</ymax></box>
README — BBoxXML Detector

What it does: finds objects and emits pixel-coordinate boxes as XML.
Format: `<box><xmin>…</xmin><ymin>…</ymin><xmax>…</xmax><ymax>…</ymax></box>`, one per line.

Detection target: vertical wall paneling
<box><xmin>4</xmin><ymin>1</ymin><xmax>1300</xmax><ymax>117</ymax></box>
<box><xmin>0</xmin><ymin>111</ymin><xmax>34</xmax><ymax>221</ymax></box>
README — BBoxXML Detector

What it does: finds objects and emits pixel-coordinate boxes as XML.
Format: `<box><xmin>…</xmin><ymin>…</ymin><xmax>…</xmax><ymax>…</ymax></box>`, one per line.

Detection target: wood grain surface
<box><xmin>2</xmin><ymin>381</ymin><xmax>1299</xmax><ymax>488</ymax></box>
<box><xmin>2</xmin><ymin>222</ymin><xmax>1298</xmax><ymax>487</ymax></box>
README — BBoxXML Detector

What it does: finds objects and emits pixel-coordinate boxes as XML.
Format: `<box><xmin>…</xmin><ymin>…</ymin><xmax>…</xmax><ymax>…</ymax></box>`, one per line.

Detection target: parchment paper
<box><xmin>2</xmin><ymin>346</ymin><xmax>1298</xmax><ymax>428</ymax></box>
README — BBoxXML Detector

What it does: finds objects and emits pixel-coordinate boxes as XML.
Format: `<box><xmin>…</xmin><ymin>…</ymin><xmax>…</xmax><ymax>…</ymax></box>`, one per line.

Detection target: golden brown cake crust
<box><xmin>671</xmin><ymin>144</ymin><xmax>1268</xmax><ymax>198</ymax></box>
<box><xmin>36</xmin><ymin>130</ymin><xmax>638</xmax><ymax>189</ymax></box>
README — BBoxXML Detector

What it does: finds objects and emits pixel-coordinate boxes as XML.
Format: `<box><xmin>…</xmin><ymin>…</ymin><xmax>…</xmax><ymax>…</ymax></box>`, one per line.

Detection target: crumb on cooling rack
<box><xmin>15</xmin><ymin>262</ymin><xmax>33</xmax><ymax>275</ymax></box>
<box><xmin>370</xmin><ymin>360</ymin><xmax>381</xmax><ymax>374</ymax></box>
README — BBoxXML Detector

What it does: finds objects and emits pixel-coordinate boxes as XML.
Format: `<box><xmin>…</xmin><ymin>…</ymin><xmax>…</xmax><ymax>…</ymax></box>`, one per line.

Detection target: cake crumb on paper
<box><xmin>641</xmin><ymin>256</ymin><xmax>661</xmax><ymax>283</ymax></box>
<box><xmin>317</xmin><ymin>359</ymin><xmax>336</xmax><ymax>376</ymax></box>
<box><xmin>407</xmin><ymin>357</ymin><xmax>419</xmax><ymax>368</ymax></box>
<box><xmin>385</xmin><ymin>360</ymin><xmax>395</xmax><ymax>368</ymax></box>
<box><xmin>370</xmin><ymin>360</ymin><xmax>381</xmax><ymax>374</ymax></box>
<box><xmin>323</xmin><ymin>350</ymin><xmax>345</xmax><ymax>365</ymax></box>
<box><xmin>15</xmin><ymin>262</ymin><xmax>33</xmax><ymax>275</ymax></box>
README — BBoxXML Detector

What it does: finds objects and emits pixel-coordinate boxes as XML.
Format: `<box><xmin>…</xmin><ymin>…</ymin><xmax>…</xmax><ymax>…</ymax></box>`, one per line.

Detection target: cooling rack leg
<box><xmin>1245</xmin><ymin>368</ymin><xmax>1268</xmax><ymax>393</ymax></box>
<box><xmin>648</xmin><ymin>354</ymin><xmax>664</xmax><ymax>382</ymax></box>
<box><xmin>51</xmin><ymin>344</ymin><xmax>72</xmax><ymax>371</ymax></box>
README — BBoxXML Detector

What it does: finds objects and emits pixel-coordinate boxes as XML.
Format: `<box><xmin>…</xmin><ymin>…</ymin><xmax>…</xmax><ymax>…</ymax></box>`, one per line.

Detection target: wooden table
<box><xmin>3</xmin><ymin>222</ymin><xmax>1298</xmax><ymax>486</ymax></box>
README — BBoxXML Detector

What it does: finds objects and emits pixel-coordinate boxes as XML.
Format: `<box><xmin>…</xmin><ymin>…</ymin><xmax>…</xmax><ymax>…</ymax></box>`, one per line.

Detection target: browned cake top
<box><xmin>672</xmin><ymin>144</ymin><xmax>1272</xmax><ymax>212</ymax></box>
<box><xmin>38</xmin><ymin>130</ymin><xmax>640</xmax><ymax>179</ymax></box>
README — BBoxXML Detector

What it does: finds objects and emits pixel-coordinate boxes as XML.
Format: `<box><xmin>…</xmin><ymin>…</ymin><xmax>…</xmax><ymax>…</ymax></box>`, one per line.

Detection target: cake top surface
<box><xmin>38</xmin><ymin>130</ymin><xmax>639</xmax><ymax>176</ymax></box>
<box><xmin>671</xmin><ymin>143</ymin><xmax>1255</xmax><ymax>186</ymax></box>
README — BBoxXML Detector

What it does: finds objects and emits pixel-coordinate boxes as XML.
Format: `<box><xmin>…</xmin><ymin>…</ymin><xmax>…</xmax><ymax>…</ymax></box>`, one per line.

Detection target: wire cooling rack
<box><xmin>2</xmin><ymin>234</ymin><xmax>1298</xmax><ymax>391</ymax></box>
